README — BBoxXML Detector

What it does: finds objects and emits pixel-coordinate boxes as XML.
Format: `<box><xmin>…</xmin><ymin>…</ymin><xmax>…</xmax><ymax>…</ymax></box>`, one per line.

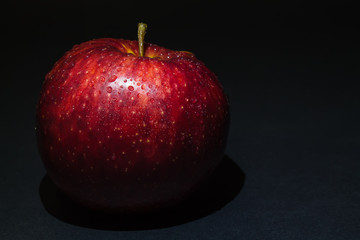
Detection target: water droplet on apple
<box><xmin>124</xmin><ymin>79</ymin><xmax>127</xmax><ymax>83</ymax></box>
<box><xmin>109</xmin><ymin>75</ymin><xmax>117</xmax><ymax>82</ymax></box>
<box><xmin>141</xmin><ymin>85</ymin><xmax>145</xmax><ymax>90</ymax></box>
<box><xmin>128</xmin><ymin>86</ymin><xmax>134</xmax><ymax>91</ymax></box>
<box><xmin>100</xmin><ymin>76</ymin><xmax>105</xmax><ymax>82</ymax></box>
<box><xmin>106</xmin><ymin>87</ymin><xmax>112</xmax><ymax>93</ymax></box>
<box><xmin>150</xmin><ymin>98</ymin><xmax>155</xmax><ymax>103</ymax></box>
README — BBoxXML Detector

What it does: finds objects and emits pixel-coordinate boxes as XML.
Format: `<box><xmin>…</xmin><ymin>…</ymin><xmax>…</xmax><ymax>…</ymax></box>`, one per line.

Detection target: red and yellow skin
<box><xmin>36</xmin><ymin>38</ymin><xmax>229</xmax><ymax>213</ymax></box>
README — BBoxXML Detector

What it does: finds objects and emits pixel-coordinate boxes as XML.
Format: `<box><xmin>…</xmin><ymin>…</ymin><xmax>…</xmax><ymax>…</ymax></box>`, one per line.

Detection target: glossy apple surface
<box><xmin>36</xmin><ymin>38</ymin><xmax>229</xmax><ymax>213</ymax></box>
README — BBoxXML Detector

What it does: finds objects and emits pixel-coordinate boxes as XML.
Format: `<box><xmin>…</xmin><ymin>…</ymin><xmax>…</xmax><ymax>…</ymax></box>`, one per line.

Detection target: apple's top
<box><xmin>70</xmin><ymin>38</ymin><xmax>196</xmax><ymax>61</ymax></box>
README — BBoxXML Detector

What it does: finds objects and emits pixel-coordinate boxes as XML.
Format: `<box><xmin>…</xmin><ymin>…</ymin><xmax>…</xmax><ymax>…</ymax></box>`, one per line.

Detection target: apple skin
<box><xmin>36</xmin><ymin>38</ymin><xmax>229</xmax><ymax>213</ymax></box>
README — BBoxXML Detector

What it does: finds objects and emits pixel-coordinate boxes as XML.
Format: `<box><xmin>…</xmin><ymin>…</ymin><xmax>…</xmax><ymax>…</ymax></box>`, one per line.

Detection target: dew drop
<box><xmin>124</xmin><ymin>79</ymin><xmax>127</xmax><ymax>83</ymax></box>
<box><xmin>141</xmin><ymin>85</ymin><xmax>145</xmax><ymax>90</ymax></box>
<box><xmin>109</xmin><ymin>75</ymin><xmax>117</xmax><ymax>82</ymax></box>
<box><xmin>106</xmin><ymin>86</ymin><xmax>112</xmax><ymax>93</ymax></box>
<box><xmin>128</xmin><ymin>86</ymin><xmax>134</xmax><ymax>91</ymax></box>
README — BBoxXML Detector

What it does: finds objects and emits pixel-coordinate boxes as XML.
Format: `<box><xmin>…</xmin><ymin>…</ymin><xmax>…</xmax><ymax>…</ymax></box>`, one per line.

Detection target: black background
<box><xmin>1</xmin><ymin>0</ymin><xmax>360</xmax><ymax>239</ymax></box>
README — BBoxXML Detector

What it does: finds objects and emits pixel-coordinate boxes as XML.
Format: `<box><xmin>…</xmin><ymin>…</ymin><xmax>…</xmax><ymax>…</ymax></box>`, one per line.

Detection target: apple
<box><xmin>36</xmin><ymin>23</ymin><xmax>229</xmax><ymax>213</ymax></box>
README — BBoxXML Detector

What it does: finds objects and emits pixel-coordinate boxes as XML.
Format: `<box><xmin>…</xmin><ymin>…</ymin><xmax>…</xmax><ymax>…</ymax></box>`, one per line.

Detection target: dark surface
<box><xmin>1</xmin><ymin>0</ymin><xmax>360</xmax><ymax>239</ymax></box>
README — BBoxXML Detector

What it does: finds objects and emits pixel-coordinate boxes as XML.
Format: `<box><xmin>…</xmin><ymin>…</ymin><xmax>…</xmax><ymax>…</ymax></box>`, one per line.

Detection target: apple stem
<box><xmin>138</xmin><ymin>22</ymin><xmax>147</xmax><ymax>57</ymax></box>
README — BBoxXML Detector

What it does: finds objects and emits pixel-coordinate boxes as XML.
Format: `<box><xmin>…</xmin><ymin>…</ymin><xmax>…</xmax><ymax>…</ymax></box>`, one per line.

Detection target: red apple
<box><xmin>36</xmin><ymin>23</ymin><xmax>229</xmax><ymax>213</ymax></box>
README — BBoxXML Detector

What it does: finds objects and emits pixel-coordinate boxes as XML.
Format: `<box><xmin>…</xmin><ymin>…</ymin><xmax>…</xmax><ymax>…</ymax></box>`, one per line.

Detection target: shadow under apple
<box><xmin>39</xmin><ymin>155</ymin><xmax>245</xmax><ymax>230</ymax></box>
